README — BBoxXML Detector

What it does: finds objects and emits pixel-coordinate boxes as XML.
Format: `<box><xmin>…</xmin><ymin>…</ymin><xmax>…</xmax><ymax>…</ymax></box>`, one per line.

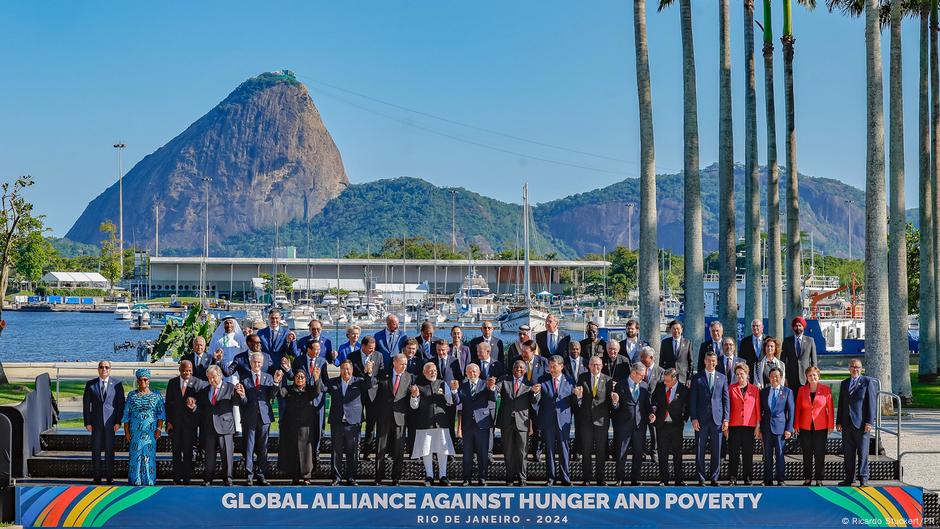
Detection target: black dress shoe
<box><xmin>223</xmin><ymin>479</ymin><xmax>233</xmax><ymax>486</ymax></box>
<box><xmin>859</xmin><ymin>480</ymin><xmax>868</xmax><ymax>486</ymax></box>
<box><xmin>698</xmin><ymin>480</ymin><xmax>706</xmax><ymax>487</ymax></box>
<box><xmin>728</xmin><ymin>480</ymin><xmax>737</xmax><ymax>486</ymax></box>
<box><xmin>93</xmin><ymin>478</ymin><xmax>102</xmax><ymax>485</ymax></box>
<box><xmin>710</xmin><ymin>480</ymin><xmax>719</xmax><ymax>486</ymax></box>
<box><xmin>391</xmin><ymin>480</ymin><xmax>400</xmax><ymax>486</ymax></box>
<box><xmin>203</xmin><ymin>480</ymin><xmax>212</xmax><ymax>486</ymax></box>
<box><xmin>743</xmin><ymin>479</ymin><xmax>752</xmax><ymax>486</ymax></box>
<box><xmin>616</xmin><ymin>480</ymin><xmax>625</xmax><ymax>487</ymax></box>
<box><xmin>676</xmin><ymin>481</ymin><xmax>686</xmax><ymax>486</ymax></box>
<box><xmin>546</xmin><ymin>480</ymin><xmax>555</xmax><ymax>487</ymax></box>
<box><xmin>439</xmin><ymin>477</ymin><xmax>450</xmax><ymax>487</ymax></box>
<box><xmin>763</xmin><ymin>481</ymin><xmax>774</xmax><ymax>486</ymax></box>
<box><xmin>658</xmin><ymin>481</ymin><xmax>668</xmax><ymax>486</ymax></box>
<box><xmin>347</xmin><ymin>480</ymin><xmax>358</xmax><ymax>486</ymax></box>
<box><xmin>814</xmin><ymin>480</ymin><xmax>823</xmax><ymax>487</ymax></box>
<box><xmin>777</xmin><ymin>480</ymin><xmax>786</xmax><ymax>486</ymax></box>
<box><xmin>506</xmin><ymin>480</ymin><xmax>514</xmax><ymax>486</ymax></box>
<box><xmin>257</xmin><ymin>477</ymin><xmax>269</xmax><ymax>486</ymax></box>
<box><xmin>461</xmin><ymin>480</ymin><xmax>471</xmax><ymax>487</ymax></box>
<box><xmin>245</xmin><ymin>478</ymin><xmax>254</xmax><ymax>486</ymax></box>
<box><xmin>802</xmin><ymin>480</ymin><xmax>812</xmax><ymax>486</ymax></box>
<box><xmin>561</xmin><ymin>481</ymin><xmax>572</xmax><ymax>487</ymax></box>
<box><xmin>630</xmin><ymin>481</ymin><xmax>640</xmax><ymax>486</ymax></box>
<box><xmin>597</xmin><ymin>481</ymin><xmax>607</xmax><ymax>487</ymax></box>
<box><xmin>581</xmin><ymin>481</ymin><xmax>591</xmax><ymax>486</ymax></box>
<box><xmin>424</xmin><ymin>477</ymin><xmax>434</xmax><ymax>486</ymax></box>
<box><xmin>374</xmin><ymin>479</ymin><xmax>383</xmax><ymax>486</ymax></box>
<box><xmin>837</xmin><ymin>480</ymin><xmax>851</xmax><ymax>486</ymax></box>
<box><xmin>292</xmin><ymin>479</ymin><xmax>302</xmax><ymax>485</ymax></box>
<box><xmin>331</xmin><ymin>480</ymin><xmax>341</xmax><ymax>486</ymax></box>
<box><xmin>106</xmin><ymin>479</ymin><xmax>115</xmax><ymax>485</ymax></box>
<box><xmin>477</xmin><ymin>480</ymin><xmax>486</xmax><ymax>487</ymax></box>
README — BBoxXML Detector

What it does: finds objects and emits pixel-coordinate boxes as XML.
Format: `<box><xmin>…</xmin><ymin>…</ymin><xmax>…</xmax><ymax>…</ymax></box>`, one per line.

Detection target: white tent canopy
<box><xmin>41</xmin><ymin>271</ymin><xmax>110</xmax><ymax>289</ymax></box>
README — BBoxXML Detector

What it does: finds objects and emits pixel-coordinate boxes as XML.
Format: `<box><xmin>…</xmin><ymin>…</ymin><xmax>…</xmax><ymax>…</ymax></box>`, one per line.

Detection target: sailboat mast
<box><xmin>523</xmin><ymin>183</ymin><xmax>531</xmax><ymax>309</ymax></box>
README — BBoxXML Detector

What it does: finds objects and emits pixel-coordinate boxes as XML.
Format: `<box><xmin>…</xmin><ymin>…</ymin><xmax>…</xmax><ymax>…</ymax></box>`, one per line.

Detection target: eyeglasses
<box><xmin>98</xmin><ymin>365</ymin><xmax>111</xmax><ymax>370</ymax></box>
<box><xmin>849</xmin><ymin>365</ymin><xmax>862</xmax><ymax>370</ymax></box>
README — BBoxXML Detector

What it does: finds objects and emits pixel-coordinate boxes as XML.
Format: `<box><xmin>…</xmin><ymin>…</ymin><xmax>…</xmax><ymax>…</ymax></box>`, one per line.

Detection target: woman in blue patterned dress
<box><xmin>122</xmin><ymin>368</ymin><xmax>165</xmax><ymax>486</ymax></box>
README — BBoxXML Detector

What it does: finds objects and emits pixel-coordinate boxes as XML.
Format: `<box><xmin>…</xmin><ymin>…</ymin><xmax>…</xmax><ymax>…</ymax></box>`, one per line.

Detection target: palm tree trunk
<box><xmin>864</xmin><ymin>0</ymin><xmax>891</xmax><ymax>393</ymax></box>
<box><xmin>782</xmin><ymin>0</ymin><xmax>801</xmax><ymax>327</ymax></box>
<box><xmin>635</xmin><ymin>0</ymin><xmax>661</xmax><ymax>353</ymax></box>
<box><xmin>680</xmin><ymin>0</ymin><xmax>705</xmax><ymax>351</ymax></box>
<box><xmin>763</xmin><ymin>0</ymin><xmax>783</xmax><ymax>340</ymax></box>
<box><xmin>920</xmin><ymin>3</ymin><xmax>938</xmax><ymax>383</ymax></box>
<box><xmin>933</xmin><ymin>0</ymin><xmax>940</xmax><ymax>379</ymax></box>
<box><xmin>744</xmin><ymin>0</ymin><xmax>762</xmax><ymax>329</ymax></box>
<box><xmin>888</xmin><ymin>0</ymin><xmax>912</xmax><ymax>400</ymax></box>
<box><xmin>718</xmin><ymin>0</ymin><xmax>737</xmax><ymax>335</ymax></box>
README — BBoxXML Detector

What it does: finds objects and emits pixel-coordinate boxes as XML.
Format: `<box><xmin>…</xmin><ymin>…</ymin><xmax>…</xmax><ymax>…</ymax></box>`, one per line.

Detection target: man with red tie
<box><xmin>197</xmin><ymin>365</ymin><xmax>238</xmax><ymax>486</ymax></box>
<box><xmin>373</xmin><ymin>354</ymin><xmax>415</xmax><ymax>485</ymax></box>
<box><xmin>494</xmin><ymin>360</ymin><xmax>541</xmax><ymax>486</ymax></box>
<box><xmin>650</xmin><ymin>369</ymin><xmax>689</xmax><ymax>486</ymax></box>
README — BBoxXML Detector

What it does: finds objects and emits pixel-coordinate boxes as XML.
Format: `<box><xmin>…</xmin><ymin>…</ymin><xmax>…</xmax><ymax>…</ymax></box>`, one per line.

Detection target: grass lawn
<box><xmin>820</xmin><ymin>369</ymin><xmax>940</xmax><ymax>409</ymax></box>
<box><xmin>0</xmin><ymin>379</ymin><xmax>170</xmax><ymax>405</ymax></box>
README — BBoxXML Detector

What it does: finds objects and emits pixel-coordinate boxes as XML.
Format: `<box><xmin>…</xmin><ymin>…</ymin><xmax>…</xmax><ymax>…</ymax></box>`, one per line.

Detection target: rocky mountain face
<box><xmin>65</xmin><ymin>71</ymin><xmax>349</xmax><ymax>249</ymax></box>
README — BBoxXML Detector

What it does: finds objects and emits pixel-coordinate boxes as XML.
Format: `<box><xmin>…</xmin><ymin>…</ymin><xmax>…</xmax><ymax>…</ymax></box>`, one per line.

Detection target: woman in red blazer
<box><xmin>727</xmin><ymin>362</ymin><xmax>761</xmax><ymax>485</ymax></box>
<box><xmin>794</xmin><ymin>366</ymin><xmax>834</xmax><ymax>486</ymax></box>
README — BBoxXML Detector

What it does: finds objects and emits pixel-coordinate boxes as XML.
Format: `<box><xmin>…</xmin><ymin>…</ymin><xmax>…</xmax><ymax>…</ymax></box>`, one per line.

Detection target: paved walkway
<box><xmin>884</xmin><ymin>409</ymin><xmax>940</xmax><ymax>491</ymax></box>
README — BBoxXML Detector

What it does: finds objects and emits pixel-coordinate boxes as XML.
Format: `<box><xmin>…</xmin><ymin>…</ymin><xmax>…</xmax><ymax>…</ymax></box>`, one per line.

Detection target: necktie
<box><xmin>645</xmin><ymin>369</ymin><xmax>650</xmax><ymax>384</ymax></box>
<box><xmin>425</xmin><ymin>342</ymin><xmax>430</xmax><ymax>357</ymax></box>
<box><xmin>211</xmin><ymin>387</ymin><xmax>218</xmax><ymax>405</ymax></box>
<box><xmin>342</xmin><ymin>381</ymin><xmax>347</xmax><ymax>397</ymax></box>
<box><xmin>796</xmin><ymin>336</ymin><xmax>802</xmax><ymax>358</ymax></box>
<box><xmin>471</xmin><ymin>381</ymin><xmax>478</xmax><ymax>396</ymax></box>
<box><xmin>771</xmin><ymin>388</ymin><xmax>778</xmax><ymax>409</ymax></box>
<box><xmin>708</xmin><ymin>372</ymin><xmax>714</xmax><ymax>391</ymax></box>
<box><xmin>713</xmin><ymin>342</ymin><xmax>719</xmax><ymax>355</ymax></box>
<box><xmin>481</xmin><ymin>362</ymin><xmax>488</xmax><ymax>379</ymax></box>
<box><xmin>440</xmin><ymin>358</ymin><xmax>446</xmax><ymax>377</ymax></box>
<box><xmin>849</xmin><ymin>377</ymin><xmax>857</xmax><ymax>393</ymax></box>
<box><xmin>726</xmin><ymin>357</ymin><xmax>732</xmax><ymax>377</ymax></box>
<box><xmin>393</xmin><ymin>374</ymin><xmax>400</xmax><ymax>395</ymax></box>
<box><xmin>100</xmin><ymin>381</ymin><xmax>107</xmax><ymax>400</ymax></box>
<box><xmin>592</xmin><ymin>376</ymin><xmax>598</xmax><ymax>398</ymax></box>
<box><xmin>255</xmin><ymin>374</ymin><xmax>261</xmax><ymax>390</ymax></box>
<box><xmin>181</xmin><ymin>380</ymin><xmax>186</xmax><ymax>397</ymax></box>
<box><xmin>309</xmin><ymin>359</ymin><xmax>315</xmax><ymax>376</ymax></box>
<box><xmin>632</xmin><ymin>384</ymin><xmax>639</xmax><ymax>402</ymax></box>
<box><xmin>666</xmin><ymin>386</ymin><xmax>674</xmax><ymax>420</ymax></box>
<box><xmin>674</xmin><ymin>339</ymin><xmax>679</xmax><ymax>356</ymax></box>
<box><xmin>553</xmin><ymin>377</ymin><xmax>559</xmax><ymax>395</ymax></box>
<box><xmin>527</xmin><ymin>362</ymin><xmax>532</xmax><ymax>382</ymax></box>
<box><xmin>514</xmin><ymin>378</ymin><xmax>520</xmax><ymax>395</ymax></box>
<box><xmin>755</xmin><ymin>336</ymin><xmax>761</xmax><ymax>359</ymax></box>
<box><xmin>550</xmin><ymin>333</ymin><xmax>556</xmax><ymax>353</ymax></box>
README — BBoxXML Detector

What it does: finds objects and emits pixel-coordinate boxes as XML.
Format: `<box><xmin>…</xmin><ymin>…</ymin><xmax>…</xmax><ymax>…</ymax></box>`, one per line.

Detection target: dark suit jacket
<box><xmin>759</xmin><ymin>385</ymin><xmax>795</xmax><ymax>435</ymax></box>
<box><xmin>411</xmin><ymin>378</ymin><xmax>456</xmax><ymax>430</ymax></box>
<box><xmin>317</xmin><ymin>375</ymin><xmax>374</xmax><ymax>426</ymax></box>
<box><xmin>697</xmin><ymin>340</ymin><xmax>723</xmax><ymax>373</ymax></box>
<box><xmin>181</xmin><ymin>351</ymin><xmax>218</xmax><ymax>381</ymax></box>
<box><xmin>837</xmin><ymin>376</ymin><xmax>877</xmax><ymax>430</ymax></box>
<box><xmin>659</xmin><ymin>336</ymin><xmax>694</xmax><ymax>384</ymax></box>
<box><xmin>296</xmin><ymin>334</ymin><xmax>333</xmax><ymax>361</ymax></box>
<box><xmin>651</xmin><ymin>383</ymin><xmax>690</xmax><ymax>426</ymax></box>
<box><xmin>782</xmin><ymin>334</ymin><xmax>818</xmax><ymax>387</ymax></box>
<box><xmin>690</xmin><ymin>370</ymin><xmax>730</xmax><ymax>427</ymax></box>
<box><xmin>494</xmin><ymin>376</ymin><xmax>540</xmax><ymax>431</ymax></box>
<box><xmin>520</xmin><ymin>355</ymin><xmax>548</xmax><ymax>385</ymax></box>
<box><xmin>602</xmin><ymin>354</ymin><xmax>630</xmax><ymax>381</ymax></box>
<box><xmin>505</xmin><ymin>341</ymin><xmax>525</xmax><ymax>367</ymax></box>
<box><xmin>256</xmin><ymin>326</ymin><xmax>296</xmax><ymax>367</ymax></box>
<box><xmin>404</xmin><ymin>355</ymin><xmax>425</xmax><ymax>377</ymax></box>
<box><xmin>574</xmin><ymin>372</ymin><xmax>613</xmax><ymax>427</ymax></box>
<box><xmin>562</xmin><ymin>355</ymin><xmax>588</xmax><ymax>382</ymax></box>
<box><xmin>619</xmin><ymin>339</ymin><xmax>648</xmax><ymax>363</ymax></box>
<box><xmin>449</xmin><ymin>344</ymin><xmax>474</xmax><ymax>377</ymax></box>
<box><xmin>430</xmin><ymin>355</ymin><xmax>463</xmax><ymax>383</ymax></box>
<box><xmin>536</xmin><ymin>330</ymin><xmax>571</xmax><ymax>358</ymax></box>
<box><xmin>738</xmin><ymin>334</ymin><xmax>763</xmax><ymax>372</ymax></box>
<box><xmin>416</xmin><ymin>336</ymin><xmax>436</xmax><ymax>362</ymax></box>
<box><xmin>456</xmin><ymin>380</ymin><xmax>497</xmax><ymax>431</ymax></box>
<box><xmin>716</xmin><ymin>355</ymin><xmax>748</xmax><ymax>384</ymax></box>
<box><xmin>373</xmin><ymin>329</ymin><xmax>407</xmax><ymax>362</ymax></box>
<box><xmin>640</xmin><ymin>363</ymin><xmax>664</xmax><ymax>395</ymax></box>
<box><xmin>579</xmin><ymin>338</ymin><xmax>607</xmax><ymax>358</ymax></box>
<box><xmin>237</xmin><ymin>371</ymin><xmax>278</xmax><ymax>427</ymax></box>
<box><xmin>222</xmin><ymin>351</ymin><xmax>275</xmax><ymax>380</ymax></box>
<box><xmin>82</xmin><ymin>378</ymin><xmax>125</xmax><ymax>428</ymax></box>
<box><xmin>535</xmin><ymin>374</ymin><xmax>575</xmax><ymax>431</ymax></box>
<box><xmin>471</xmin><ymin>358</ymin><xmax>506</xmax><ymax>381</ymax></box>
<box><xmin>197</xmin><ymin>382</ymin><xmax>238</xmax><ymax>435</ymax></box>
<box><xmin>165</xmin><ymin>376</ymin><xmax>207</xmax><ymax>430</ymax></box>
<box><xmin>611</xmin><ymin>380</ymin><xmax>651</xmax><ymax>433</ymax></box>
<box><xmin>373</xmin><ymin>370</ymin><xmax>415</xmax><ymax>428</ymax></box>
<box><xmin>349</xmin><ymin>348</ymin><xmax>387</xmax><ymax>383</ymax></box>
<box><xmin>468</xmin><ymin>336</ymin><xmax>505</xmax><ymax>364</ymax></box>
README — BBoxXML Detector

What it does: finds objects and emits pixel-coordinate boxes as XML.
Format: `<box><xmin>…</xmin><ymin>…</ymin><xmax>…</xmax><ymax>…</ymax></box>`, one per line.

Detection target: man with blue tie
<box><xmin>455</xmin><ymin>363</ymin><xmax>497</xmax><ymax>486</ymax></box>
<box><xmin>739</xmin><ymin>319</ymin><xmax>764</xmax><ymax>374</ymax></box>
<box><xmin>182</xmin><ymin>336</ymin><xmax>219</xmax><ymax>381</ymax></box>
<box><xmin>760</xmin><ymin>366</ymin><xmax>795</xmax><ymax>485</ymax></box>
<box><xmin>519</xmin><ymin>340</ymin><xmax>548</xmax><ymax>461</ymax></box>
<box><xmin>717</xmin><ymin>337</ymin><xmax>748</xmax><ymax>384</ymax></box>
<box><xmin>690</xmin><ymin>350</ymin><xmax>730</xmax><ymax>486</ymax></box>
<box><xmin>472</xmin><ymin>342</ymin><xmax>507</xmax><ymax>381</ymax></box>
<box><xmin>315</xmin><ymin>359</ymin><xmax>375</xmax><ymax>486</ymax></box>
<box><xmin>234</xmin><ymin>352</ymin><xmax>282</xmax><ymax>486</ymax></box>
<box><xmin>698</xmin><ymin>321</ymin><xmax>725</xmax><ymax>373</ymax></box>
<box><xmin>536</xmin><ymin>314</ymin><xmax>571</xmax><ymax>359</ymax></box>
<box><xmin>611</xmin><ymin>362</ymin><xmax>652</xmax><ymax>486</ymax></box>
<box><xmin>296</xmin><ymin>319</ymin><xmax>335</xmax><ymax>364</ymax></box>
<box><xmin>535</xmin><ymin>356</ymin><xmax>575</xmax><ymax>486</ymax></box>
<box><xmin>374</xmin><ymin>314</ymin><xmax>407</xmax><ymax>364</ymax></box>
<box><xmin>837</xmin><ymin>358</ymin><xmax>877</xmax><ymax>486</ymax></box>
<box><xmin>83</xmin><ymin>361</ymin><xmax>126</xmax><ymax>485</ymax></box>
<box><xmin>468</xmin><ymin>321</ymin><xmax>505</xmax><ymax>364</ymax></box>
<box><xmin>416</xmin><ymin>321</ymin><xmax>436</xmax><ymax>361</ymax></box>
<box><xmin>256</xmin><ymin>309</ymin><xmax>297</xmax><ymax>368</ymax></box>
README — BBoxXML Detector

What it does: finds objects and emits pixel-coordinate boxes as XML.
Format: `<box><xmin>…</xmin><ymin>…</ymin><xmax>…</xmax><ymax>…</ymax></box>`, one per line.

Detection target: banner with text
<box><xmin>16</xmin><ymin>485</ymin><xmax>926</xmax><ymax>528</ymax></box>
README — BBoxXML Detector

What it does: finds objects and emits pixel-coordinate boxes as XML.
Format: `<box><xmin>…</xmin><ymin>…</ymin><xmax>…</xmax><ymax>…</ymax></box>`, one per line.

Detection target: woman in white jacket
<box><xmin>752</xmin><ymin>336</ymin><xmax>786</xmax><ymax>389</ymax></box>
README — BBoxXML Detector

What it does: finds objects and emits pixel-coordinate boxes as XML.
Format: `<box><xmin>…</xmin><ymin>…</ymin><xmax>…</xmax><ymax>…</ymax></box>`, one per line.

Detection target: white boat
<box><xmin>322</xmin><ymin>294</ymin><xmax>339</xmax><ymax>307</ymax></box>
<box><xmin>273</xmin><ymin>291</ymin><xmax>291</xmax><ymax>310</ymax></box>
<box><xmin>114</xmin><ymin>303</ymin><xmax>132</xmax><ymax>320</ymax></box>
<box><xmin>498</xmin><ymin>183</ymin><xmax>547</xmax><ymax>333</ymax></box>
<box><xmin>454</xmin><ymin>268</ymin><xmax>500</xmax><ymax>322</ymax></box>
<box><xmin>129</xmin><ymin>304</ymin><xmax>151</xmax><ymax>329</ymax></box>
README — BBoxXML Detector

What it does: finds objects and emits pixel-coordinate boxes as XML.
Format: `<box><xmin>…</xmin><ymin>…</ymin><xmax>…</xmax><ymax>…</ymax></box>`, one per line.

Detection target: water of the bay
<box><xmin>0</xmin><ymin>311</ymin><xmax>585</xmax><ymax>362</ymax></box>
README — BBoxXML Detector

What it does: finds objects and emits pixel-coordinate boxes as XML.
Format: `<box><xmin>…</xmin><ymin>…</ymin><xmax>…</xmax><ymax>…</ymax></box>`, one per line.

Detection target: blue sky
<box><xmin>0</xmin><ymin>1</ymin><xmax>922</xmax><ymax>236</ymax></box>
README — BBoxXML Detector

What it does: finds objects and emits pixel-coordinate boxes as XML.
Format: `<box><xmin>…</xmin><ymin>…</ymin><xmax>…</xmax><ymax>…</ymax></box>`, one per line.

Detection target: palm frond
<box><xmin>826</xmin><ymin>0</ymin><xmax>866</xmax><ymax>17</ymax></box>
<box><xmin>657</xmin><ymin>0</ymin><xmax>677</xmax><ymax>12</ymax></box>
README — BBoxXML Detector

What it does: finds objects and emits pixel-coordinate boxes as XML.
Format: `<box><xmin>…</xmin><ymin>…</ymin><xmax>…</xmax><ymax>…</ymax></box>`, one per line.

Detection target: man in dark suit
<box><xmin>401</xmin><ymin>338</ymin><xmax>425</xmax><ymax>377</ymax></box>
<box><xmin>738</xmin><ymin>318</ymin><xmax>764</xmax><ymax>374</ymax></box>
<box><xmin>518</xmin><ymin>340</ymin><xmax>548</xmax><ymax>460</ymax></box>
<box><xmin>717</xmin><ymin>337</ymin><xmax>748</xmax><ymax>385</ymax></box>
<box><xmin>181</xmin><ymin>336</ymin><xmax>219</xmax><ymax>381</ymax></box>
<box><xmin>494</xmin><ymin>360</ymin><xmax>541</xmax><ymax>486</ymax></box>
<box><xmin>198</xmin><ymin>365</ymin><xmax>238</xmax><ymax>486</ymax></box>
<box><xmin>235</xmin><ymin>352</ymin><xmax>281</xmax><ymax>486</ymax></box>
<box><xmin>690</xmin><ymin>351</ymin><xmax>730</xmax><ymax>486</ymax></box>
<box><xmin>619</xmin><ymin>319</ymin><xmax>647</xmax><ymax>363</ymax></box>
<box><xmin>602</xmin><ymin>341</ymin><xmax>630</xmax><ymax>381</ymax></box>
<box><xmin>638</xmin><ymin>346</ymin><xmax>664</xmax><ymax>463</ymax></box>
<box><xmin>536</xmin><ymin>356</ymin><xmax>575</xmax><ymax>486</ymax></box>
<box><xmin>349</xmin><ymin>336</ymin><xmax>386</xmax><ymax>461</ymax></box>
<box><xmin>255</xmin><ymin>309</ymin><xmax>297</xmax><ymax>368</ymax></box>
<box><xmin>222</xmin><ymin>333</ymin><xmax>275</xmax><ymax>380</ymax></box>
<box><xmin>165</xmin><ymin>359</ymin><xmax>207</xmax><ymax>484</ymax></box>
<box><xmin>429</xmin><ymin>339</ymin><xmax>461</xmax><ymax>443</ymax></box>
<box><xmin>650</xmin><ymin>368</ymin><xmax>690</xmax><ymax>485</ymax></box>
<box><xmin>698</xmin><ymin>320</ymin><xmax>725</xmax><ymax>373</ymax></box>
<box><xmin>611</xmin><ymin>362</ymin><xmax>651</xmax><ymax>486</ymax></box>
<box><xmin>455</xmin><ymin>363</ymin><xmax>497</xmax><ymax>485</ymax></box>
<box><xmin>416</xmin><ymin>320</ymin><xmax>436</xmax><ymax>361</ymax></box>
<box><xmin>373</xmin><ymin>354</ymin><xmax>415</xmax><ymax>485</ymax></box>
<box><xmin>782</xmin><ymin>316</ymin><xmax>818</xmax><ymax>389</ymax></box>
<box><xmin>471</xmin><ymin>342</ymin><xmax>507</xmax><ymax>381</ymax></box>
<box><xmin>659</xmin><ymin>320</ymin><xmax>694</xmax><ymax>385</ymax></box>
<box><xmin>536</xmin><ymin>314</ymin><xmax>571</xmax><ymax>358</ymax></box>
<box><xmin>315</xmin><ymin>359</ymin><xmax>375</xmax><ymax>485</ymax></box>
<box><xmin>579</xmin><ymin>321</ymin><xmax>607</xmax><ymax>359</ymax></box>
<box><xmin>574</xmin><ymin>356</ymin><xmax>613</xmax><ymax>485</ymax></box>
<box><xmin>505</xmin><ymin>325</ymin><xmax>533</xmax><ymax>366</ymax></box>
<box><xmin>373</xmin><ymin>314</ymin><xmax>407</xmax><ymax>365</ymax></box>
<box><xmin>563</xmin><ymin>341</ymin><xmax>588</xmax><ymax>461</ymax></box>
<box><xmin>759</xmin><ymin>367</ymin><xmax>795</xmax><ymax>485</ymax></box>
<box><xmin>296</xmin><ymin>319</ymin><xmax>335</xmax><ymax>363</ymax></box>
<box><xmin>836</xmin><ymin>359</ymin><xmax>878</xmax><ymax>486</ymax></box>
<box><xmin>467</xmin><ymin>321</ymin><xmax>505</xmax><ymax>364</ymax></box>
<box><xmin>82</xmin><ymin>360</ymin><xmax>125</xmax><ymax>485</ymax></box>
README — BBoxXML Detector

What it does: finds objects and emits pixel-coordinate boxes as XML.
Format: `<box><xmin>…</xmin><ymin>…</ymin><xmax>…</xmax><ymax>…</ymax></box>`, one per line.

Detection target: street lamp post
<box><xmin>626</xmin><ymin>202</ymin><xmax>637</xmax><ymax>250</ymax></box>
<box><xmin>451</xmin><ymin>190</ymin><xmax>457</xmax><ymax>253</ymax></box>
<box><xmin>844</xmin><ymin>199</ymin><xmax>853</xmax><ymax>260</ymax></box>
<box><xmin>202</xmin><ymin>175</ymin><xmax>211</xmax><ymax>305</ymax></box>
<box><xmin>114</xmin><ymin>143</ymin><xmax>126</xmax><ymax>280</ymax></box>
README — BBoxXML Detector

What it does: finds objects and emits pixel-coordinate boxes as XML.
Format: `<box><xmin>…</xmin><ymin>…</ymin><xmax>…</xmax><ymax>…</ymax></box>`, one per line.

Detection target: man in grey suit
<box><xmin>198</xmin><ymin>365</ymin><xmax>238</xmax><ymax>486</ymax></box>
<box><xmin>83</xmin><ymin>360</ymin><xmax>125</xmax><ymax>484</ymax></box>
<box><xmin>639</xmin><ymin>346</ymin><xmax>664</xmax><ymax>463</ymax></box>
<box><xmin>494</xmin><ymin>360</ymin><xmax>541</xmax><ymax>486</ymax></box>
<box><xmin>659</xmin><ymin>320</ymin><xmax>694</xmax><ymax>385</ymax></box>
<box><xmin>781</xmin><ymin>316</ymin><xmax>818</xmax><ymax>389</ymax></box>
<box><xmin>573</xmin><ymin>356</ymin><xmax>613</xmax><ymax>485</ymax></box>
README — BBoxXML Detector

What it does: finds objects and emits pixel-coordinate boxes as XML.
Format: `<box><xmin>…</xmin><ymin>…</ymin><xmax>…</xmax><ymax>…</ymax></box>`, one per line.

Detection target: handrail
<box><xmin>875</xmin><ymin>387</ymin><xmax>902</xmax><ymax>459</ymax></box>
<box><xmin>897</xmin><ymin>451</ymin><xmax>940</xmax><ymax>491</ymax></box>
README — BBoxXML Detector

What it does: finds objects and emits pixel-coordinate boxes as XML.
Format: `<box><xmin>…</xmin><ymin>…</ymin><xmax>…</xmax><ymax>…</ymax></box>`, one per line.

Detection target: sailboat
<box><xmin>499</xmin><ymin>183</ymin><xmax>548</xmax><ymax>333</ymax></box>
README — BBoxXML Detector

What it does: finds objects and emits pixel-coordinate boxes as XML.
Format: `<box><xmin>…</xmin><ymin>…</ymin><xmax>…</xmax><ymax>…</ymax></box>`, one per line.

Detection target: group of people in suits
<box><xmin>81</xmin><ymin>310</ymin><xmax>879</xmax><ymax>488</ymax></box>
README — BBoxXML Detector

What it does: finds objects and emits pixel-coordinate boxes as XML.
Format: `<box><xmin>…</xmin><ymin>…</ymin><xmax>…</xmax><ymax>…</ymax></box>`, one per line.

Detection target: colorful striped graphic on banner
<box><xmin>809</xmin><ymin>486</ymin><xmax>924</xmax><ymax>527</ymax></box>
<box><xmin>20</xmin><ymin>486</ymin><xmax>161</xmax><ymax>527</ymax></box>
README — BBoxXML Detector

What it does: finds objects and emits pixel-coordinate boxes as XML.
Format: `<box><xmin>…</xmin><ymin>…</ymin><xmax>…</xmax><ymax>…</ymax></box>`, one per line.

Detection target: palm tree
<box><xmin>763</xmin><ymin>0</ymin><xmax>784</xmax><ymax>339</ymax></box>
<box><xmin>888</xmin><ymin>0</ymin><xmax>912</xmax><ymax>399</ymax></box>
<box><xmin>718</xmin><ymin>0</ymin><xmax>738</xmax><ymax>335</ymax></box>
<box><xmin>744</xmin><ymin>0</ymin><xmax>762</xmax><ymax>329</ymax></box>
<box><xmin>931</xmin><ymin>0</ymin><xmax>940</xmax><ymax>380</ymax></box>
<box><xmin>659</xmin><ymin>0</ymin><xmax>704</xmax><ymax>351</ymax></box>
<box><xmin>635</xmin><ymin>0</ymin><xmax>661</xmax><ymax>352</ymax></box>
<box><xmin>919</xmin><ymin>0</ymin><xmax>938</xmax><ymax>383</ymax></box>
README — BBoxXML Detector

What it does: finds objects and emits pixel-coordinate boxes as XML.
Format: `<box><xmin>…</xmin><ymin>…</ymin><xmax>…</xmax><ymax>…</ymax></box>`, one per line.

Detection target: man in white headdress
<box><xmin>211</xmin><ymin>316</ymin><xmax>248</xmax><ymax>432</ymax></box>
